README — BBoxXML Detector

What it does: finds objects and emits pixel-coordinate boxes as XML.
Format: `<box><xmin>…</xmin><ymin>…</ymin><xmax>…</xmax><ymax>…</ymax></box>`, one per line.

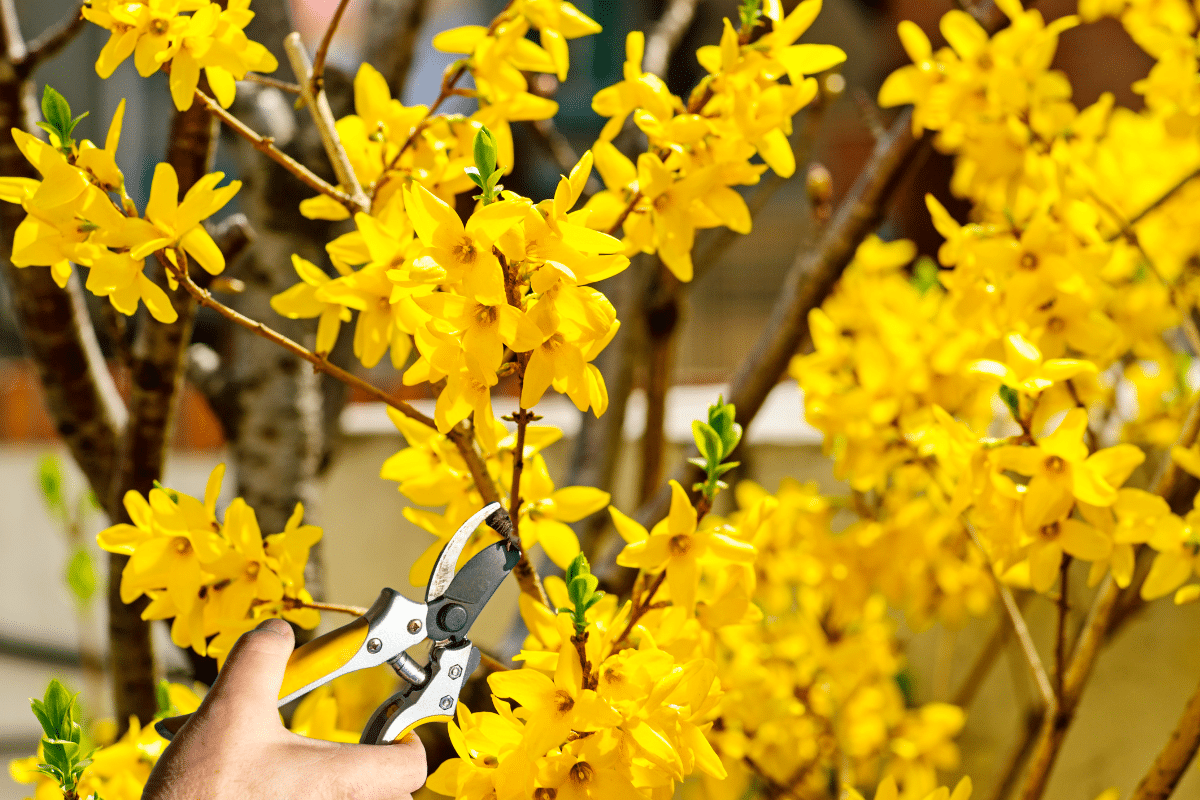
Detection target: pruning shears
<box><xmin>156</xmin><ymin>502</ymin><xmax>518</xmax><ymax>744</ymax></box>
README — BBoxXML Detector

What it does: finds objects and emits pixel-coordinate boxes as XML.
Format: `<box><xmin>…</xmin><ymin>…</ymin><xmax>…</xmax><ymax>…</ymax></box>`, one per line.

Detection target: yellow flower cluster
<box><xmin>794</xmin><ymin>0</ymin><xmax>1200</xmax><ymax>602</ymax></box>
<box><xmin>428</xmin><ymin>481</ymin><xmax>758</xmax><ymax>800</ymax></box>
<box><xmin>584</xmin><ymin>0</ymin><xmax>845</xmax><ymax>281</ymax></box>
<box><xmin>791</xmin><ymin>237</ymin><xmax>995</xmax><ymax>625</ymax></box>
<box><xmin>276</xmin><ymin>149</ymin><xmax>628</xmax><ymax>445</ymax></box>
<box><xmin>82</xmin><ymin>0</ymin><xmax>276</xmax><ymax>110</ymax></box>
<box><xmin>96</xmin><ymin>465</ymin><xmax>322</xmax><ymax>664</ymax></box>
<box><xmin>0</xmin><ymin>102</ymin><xmax>240</xmax><ymax>323</ymax></box>
<box><xmin>299</xmin><ymin>2</ymin><xmax>600</xmax><ymax>222</ymax></box>
<box><xmin>382</xmin><ymin>408</ymin><xmax>608</xmax><ymax>574</ymax></box>
<box><xmin>706</xmin><ymin>480</ymin><xmax>968</xmax><ymax>800</ymax></box>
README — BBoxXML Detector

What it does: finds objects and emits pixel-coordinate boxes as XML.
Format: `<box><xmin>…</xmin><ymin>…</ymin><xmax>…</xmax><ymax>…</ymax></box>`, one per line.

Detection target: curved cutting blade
<box><xmin>426</xmin><ymin>502</ymin><xmax>508</xmax><ymax>602</ymax></box>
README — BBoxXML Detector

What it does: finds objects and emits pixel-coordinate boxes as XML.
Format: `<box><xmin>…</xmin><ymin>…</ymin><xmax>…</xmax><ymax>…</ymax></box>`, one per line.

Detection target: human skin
<box><xmin>144</xmin><ymin>618</ymin><xmax>427</xmax><ymax>800</ymax></box>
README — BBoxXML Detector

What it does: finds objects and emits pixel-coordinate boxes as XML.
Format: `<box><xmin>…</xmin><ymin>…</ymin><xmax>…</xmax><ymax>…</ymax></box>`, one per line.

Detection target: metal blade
<box><xmin>426</xmin><ymin>502</ymin><xmax>506</xmax><ymax>602</ymax></box>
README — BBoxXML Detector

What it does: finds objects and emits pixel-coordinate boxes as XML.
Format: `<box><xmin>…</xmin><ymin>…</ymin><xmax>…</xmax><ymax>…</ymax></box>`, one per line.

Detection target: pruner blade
<box><xmin>426</xmin><ymin>501</ymin><xmax>512</xmax><ymax>603</ymax></box>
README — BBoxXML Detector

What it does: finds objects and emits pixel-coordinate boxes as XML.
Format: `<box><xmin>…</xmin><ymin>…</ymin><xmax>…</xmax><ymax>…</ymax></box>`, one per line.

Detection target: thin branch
<box><xmin>243</xmin><ymin>72</ymin><xmax>302</xmax><ymax>94</ymax></box>
<box><xmin>193</xmin><ymin>87</ymin><xmax>362</xmax><ymax>212</ymax></box>
<box><xmin>161</xmin><ymin>253</ymin><xmax>435</xmax><ymax>428</ymax></box>
<box><xmin>1116</xmin><ymin>166</ymin><xmax>1200</xmax><ymax>235</ymax></box>
<box><xmin>17</xmin><ymin>0</ymin><xmax>85</xmax><ymax>77</ymax></box>
<box><xmin>285</xmin><ymin>32</ymin><xmax>370</xmax><ymax>209</ymax></box>
<box><xmin>308</xmin><ymin>0</ymin><xmax>353</xmax><ymax>96</ymax></box>
<box><xmin>1054</xmin><ymin>557</ymin><xmax>1070</xmax><ymax>702</ymax></box>
<box><xmin>1130</xmin><ymin>674</ymin><xmax>1200</xmax><ymax>800</ymax></box>
<box><xmin>962</xmin><ymin>521</ymin><xmax>1055</xmax><ymax>710</ymax></box>
<box><xmin>382</xmin><ymin>0</ymin><xmax>516</xmax><ymax>175</ymax></box>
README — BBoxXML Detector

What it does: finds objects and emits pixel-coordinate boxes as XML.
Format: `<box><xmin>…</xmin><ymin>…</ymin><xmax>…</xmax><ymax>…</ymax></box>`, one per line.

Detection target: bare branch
<box><xmin>285</xmin><ymin>33</ymin><xmax>370</xmax><ymax>209</ymax></box>
<box><xmin>18</xmin><ymin>0</ymin><xmax>85</xmax><ymax>77</ymax></box>
<box><xmin>194</xmin><ymin>87</ymin><xmax>363</xmax><ymax>212</ymax></box>
<box><xmin>308</xmin><ymin>0</ymin><xmax>352</xmax><ymax>96</ymax></box>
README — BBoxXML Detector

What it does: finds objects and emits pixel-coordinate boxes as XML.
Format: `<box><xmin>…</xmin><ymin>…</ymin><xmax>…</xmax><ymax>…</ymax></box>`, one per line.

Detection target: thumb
<box><xmin>202</xmin><ymin>617</ymin><xmax>295</xmax><ymax>726</ymax></box>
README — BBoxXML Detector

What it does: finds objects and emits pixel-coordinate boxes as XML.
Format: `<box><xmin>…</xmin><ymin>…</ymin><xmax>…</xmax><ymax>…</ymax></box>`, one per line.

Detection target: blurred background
<box><xmin>1</xmin><ymin>1</ymin><xmax>1196</xmax><ymax>799</ymax></box>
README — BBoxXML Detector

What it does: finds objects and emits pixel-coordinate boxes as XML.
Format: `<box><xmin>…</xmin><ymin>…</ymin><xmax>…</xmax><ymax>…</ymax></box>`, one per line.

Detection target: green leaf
<box><xmin>37</xmin><ymin>454</ymin><xmax>65</xmax><ymax>516</ymax></box>
<box><xmin>473</xmin><ymin>126</ymin><xmax>498</xmax><ymax>182</ymax></box>
<box><xmin>699</xmin><ymin>425</ymin><xmax>723</xmax><ymax>470</ymax></box>
<box><xmin>692</xmin><ymin>420</ymin><xmax>714</xmax><ymax>461</ymax></box>
<box><xmin>65</xmin><ymin>547</ymin><xmax>96</xmax><ymax>604</ymax></box>
<box><xmin>912</xmin><ymin>255</ymin><xmax>941</xmax><ymax>295</ymax></box>
<box><xmin>44</xmin><ymin>680</ymin><xmax>71</xmax><ymax>733</ymax></box>
<box><xmin>711</xmin><ymin>461</ymin><xmax>740</xmax><ymax>478</ymax></box>
<box><xmin>156</xmin><ymin>680</ymin><xmax>172</xmax><ymax>717</ymax></box>
<box><xmin>41</xmin><ymin>86</ymin><xmax>71</xmax><ymax>134</ymax></box>
<box><xmin>687</xmin><ymin>457</ymin><xmax>708</xmax><ymax>470</ymax></box>
<box><xmin>998</xmin><ymin>385</ymin><xmax>1021</xmax><ymax>420</ymax></box>
<box><xmin>29</xmin><ymin>698</ymin><xmax>55</xmax><ymax>739</ymax></box>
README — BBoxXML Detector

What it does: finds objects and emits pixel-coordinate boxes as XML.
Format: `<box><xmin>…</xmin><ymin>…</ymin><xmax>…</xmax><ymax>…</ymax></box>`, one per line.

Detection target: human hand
<box><xmin>144</xmin><ymin>618</ymin><xmax>427</xmax><ymax>800</ymax></box>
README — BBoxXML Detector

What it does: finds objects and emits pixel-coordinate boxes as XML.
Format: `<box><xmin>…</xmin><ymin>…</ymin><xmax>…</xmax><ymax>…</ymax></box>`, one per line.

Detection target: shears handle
<box><xmin>155</xmin><ymin>589</ymin><xmax>427</xmax><ymax>741</ymax></box>
<box><xmin>359</xmin><ymin>642</ymin><xmax>480</xmax><ymax>744</ymax></box>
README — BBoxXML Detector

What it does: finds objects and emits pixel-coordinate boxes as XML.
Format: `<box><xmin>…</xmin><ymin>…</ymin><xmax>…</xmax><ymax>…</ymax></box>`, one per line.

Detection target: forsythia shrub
<box><xmin>9</xmin><ymin>0</ymin><xmax>1200</xmax><ymax>798</ymax></box>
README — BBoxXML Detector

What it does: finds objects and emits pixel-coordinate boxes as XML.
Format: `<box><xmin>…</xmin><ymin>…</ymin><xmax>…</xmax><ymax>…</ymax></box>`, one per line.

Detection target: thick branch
<box><xmin>106</xmin><ymin>94</ymin><xmax>216</xmax><ymax>730</ymax></box>
<box><xmin>0</xmin><ymin>32</ymin><xmax>126</xmax><ymax>507</ymax></box>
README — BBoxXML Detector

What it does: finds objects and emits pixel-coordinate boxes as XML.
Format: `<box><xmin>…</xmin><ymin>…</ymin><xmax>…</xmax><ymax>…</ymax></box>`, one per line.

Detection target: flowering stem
<box><xmin>193</xmin><ymin>88</ymin><xmax>363</xmax><ymax>213</ymax></box>
<box><xmin>571</xmin><ymin>630</ymin><xmax>595</xmax><ymax>690</ymax></box>
<box><xmin>381</xmin><ymin>0</ymin><xmax>518</xmax><ymax>179</ymax></box>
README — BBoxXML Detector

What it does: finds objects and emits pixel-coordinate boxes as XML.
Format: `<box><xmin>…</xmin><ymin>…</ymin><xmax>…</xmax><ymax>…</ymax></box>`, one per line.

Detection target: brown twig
<box><xmin>193</xmin><ymin>87</ymin><xmax>361</xmax><ymax>212</ymax></box>
<box><xmin>243</xmin><ymin>72</ymin><xmax>302</xmax><ymax>94</ymax></box>
<box><xmin>611</xmin><ymin>571</ymin><xmax>666</xmax><ymax>652</ymax></box>
<box><xmin>381</xmin><ymin>0</ymin><xmax>517</xmax><ymax>176</ymax></box>
<box><xmin>497</xmin><ymin>249</ymin><xmax>549</xmax><ymax>606</ymax></box>
<box><xmin>1054</xmin><ymin>557</ymin><xmax>1071</xmax><ymax>702</ymax></box>
<box><xmin>160</xmin><ymin>253</ymin><xmax>435</xmax><ymax>428</ymax></box>
<box><xmin>965</xmin><ymin>523</ymin><xmax>1056</xmax><ymax>711</ymax></box>
<box><xmin>308</xmin><ymin>0</ymin><xmax>353</xmax><ymax>96</ymax></box>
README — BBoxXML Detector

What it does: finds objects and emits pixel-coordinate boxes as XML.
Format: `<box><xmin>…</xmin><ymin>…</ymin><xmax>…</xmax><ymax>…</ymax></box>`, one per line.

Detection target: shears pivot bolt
<box><xmin>437</xmin><ymin>604</ymin><xmax>468</xmax><ymax>633</ymax></box>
